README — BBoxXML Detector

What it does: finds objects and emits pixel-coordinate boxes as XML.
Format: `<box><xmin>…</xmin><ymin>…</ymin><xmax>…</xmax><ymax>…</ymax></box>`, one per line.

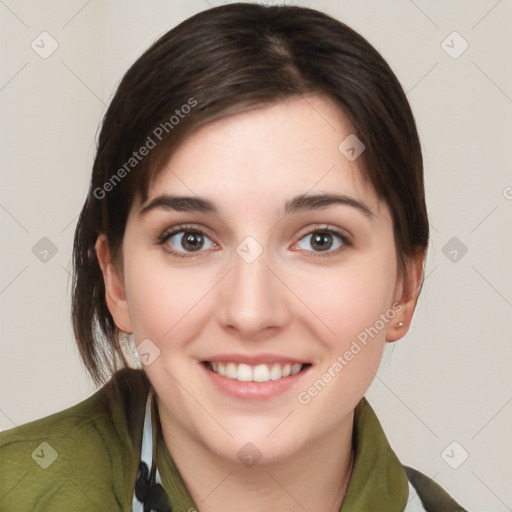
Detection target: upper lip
<box><xmin>203</xmin><ymin>353</ymin><xmax>310</xmax><ymax>365</ymax></box>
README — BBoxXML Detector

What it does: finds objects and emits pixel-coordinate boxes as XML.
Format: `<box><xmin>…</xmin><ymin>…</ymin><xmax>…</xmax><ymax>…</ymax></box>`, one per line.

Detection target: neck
<box><xmin>157</xmin><ymin>398</ymin><xmax>355</xmax><ymax>512</ymax></box>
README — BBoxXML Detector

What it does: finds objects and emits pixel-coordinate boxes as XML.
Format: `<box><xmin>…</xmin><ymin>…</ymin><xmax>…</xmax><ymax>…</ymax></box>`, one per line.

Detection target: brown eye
<box><xmin>296</xmin><ymin>229</ymin><xmax>348</xmax><ymax>254</ymax></box>
<box><xmin>180</xmin><ymin>232</ymin><xmax>205</xmax><ymax>251</ymax></box>
<box><xmin>310</xmin><ymin>232</ymin><xmax>334</xmax><ymax>251</ymax></box>
<box><xmin>160</xmin><ymin>229</ymin><xmax>216</xmax><ymax>256</ymax></box>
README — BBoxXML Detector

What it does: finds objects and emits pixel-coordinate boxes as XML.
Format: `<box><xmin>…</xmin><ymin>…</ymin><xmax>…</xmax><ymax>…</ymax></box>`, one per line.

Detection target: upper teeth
<box><xmin>210</xmin><ymin>362</ymin><xmax>303</xmax><ymax>382</ymax></box>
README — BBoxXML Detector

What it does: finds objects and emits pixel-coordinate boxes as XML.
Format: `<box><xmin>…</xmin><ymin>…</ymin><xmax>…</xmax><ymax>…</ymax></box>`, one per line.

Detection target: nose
<box><xmin>216</xmin><ymin>242</ymin><xmax>290</xmax><ymax>339</ymax></box>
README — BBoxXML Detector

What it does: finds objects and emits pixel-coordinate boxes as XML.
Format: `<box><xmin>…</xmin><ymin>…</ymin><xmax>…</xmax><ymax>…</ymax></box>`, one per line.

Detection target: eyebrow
<box><xmin>139</xmin><ymin>193</ymin><xmax>374</xmax><ymax>218</ymax></box>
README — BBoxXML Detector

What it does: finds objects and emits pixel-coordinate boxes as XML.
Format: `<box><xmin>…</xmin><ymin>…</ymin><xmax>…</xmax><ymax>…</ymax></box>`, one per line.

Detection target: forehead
<box><xmin>140</xmin><ymin>95</ymin><xmax>384</xmax><ymax>216</ymax></box>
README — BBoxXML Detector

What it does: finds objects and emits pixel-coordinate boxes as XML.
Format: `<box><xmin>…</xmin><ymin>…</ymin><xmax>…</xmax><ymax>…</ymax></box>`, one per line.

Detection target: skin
<box><xmin>96</xmin><ymin>94</ymin><xmax>424</xmax><ymax>511</ymax></box>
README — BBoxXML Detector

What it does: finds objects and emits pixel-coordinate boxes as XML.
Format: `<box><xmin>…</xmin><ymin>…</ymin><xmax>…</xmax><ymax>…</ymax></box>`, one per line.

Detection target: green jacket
<box><xmin>0</xmin><ymin>368</ymin><xmax>468</xmax><ymax>511</ymax></box>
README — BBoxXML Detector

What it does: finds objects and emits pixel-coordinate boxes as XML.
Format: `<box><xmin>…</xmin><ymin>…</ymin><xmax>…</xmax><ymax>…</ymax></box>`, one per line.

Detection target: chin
<box><xmin>204</xmin><ymin>424</ymin><xmax>305</xmax><ymax>467</ymax></box>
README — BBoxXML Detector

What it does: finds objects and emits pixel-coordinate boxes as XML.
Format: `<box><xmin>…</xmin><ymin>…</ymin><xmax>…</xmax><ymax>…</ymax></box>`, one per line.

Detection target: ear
<box><xmin>95</xmin><ymin>234</ymin><xmax>133</xmax><ymax>333</ymax></box>
<box><xmin>386</xmin><ymin>248</ymin><xmax>426</xmax><ymax>342</ymax></box>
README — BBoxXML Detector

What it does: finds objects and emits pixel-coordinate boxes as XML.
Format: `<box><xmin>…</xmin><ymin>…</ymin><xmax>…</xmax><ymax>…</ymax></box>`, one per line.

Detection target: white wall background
<box><xmin>1</xmin><ymin>1</ymin><xmax>511</xmax><ymax>510</ymax></box>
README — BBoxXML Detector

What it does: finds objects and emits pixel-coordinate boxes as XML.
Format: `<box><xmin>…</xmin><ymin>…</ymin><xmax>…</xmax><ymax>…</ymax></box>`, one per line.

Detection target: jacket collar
<box><xmin>153</xmin><ymin>396</ymin><xmax>410</xmax><ymax>511</ymax></box>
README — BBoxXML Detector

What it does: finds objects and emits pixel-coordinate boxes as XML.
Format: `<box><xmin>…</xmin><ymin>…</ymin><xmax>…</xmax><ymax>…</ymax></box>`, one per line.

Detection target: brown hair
<box><xmin>72</xmin><ymin>3</ymin><xmax>429</xmax><ymax>386</ymax></box>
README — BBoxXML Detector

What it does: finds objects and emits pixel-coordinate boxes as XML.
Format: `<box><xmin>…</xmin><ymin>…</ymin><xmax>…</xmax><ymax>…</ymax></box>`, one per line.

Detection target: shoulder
<box><xmin>0</xmin><ymin>368</ymin><xmax>149</xmax><ymax>511</ymax></box>
<box><xmin>404</xmin><ymin>465</ymin><xmax>469</xmax><ymax>512</ymax></box>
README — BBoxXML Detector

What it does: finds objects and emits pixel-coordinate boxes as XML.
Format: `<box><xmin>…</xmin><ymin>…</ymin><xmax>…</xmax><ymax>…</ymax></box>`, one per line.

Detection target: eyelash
<box><xmin>156</xmin><ymin>223</ymin><xmax>352</xmax><ymax>259</ymax></box>
<box><xmin>156</xmin><ymin>224</ymin><xmax>216</xmax><ymax>259</ymax></box>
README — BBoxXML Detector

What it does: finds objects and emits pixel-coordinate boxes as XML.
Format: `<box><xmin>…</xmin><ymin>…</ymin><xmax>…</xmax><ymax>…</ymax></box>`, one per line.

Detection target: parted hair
<box><xmin>72</xmin><ymin>3</ymin><xmax>429</xmax><ymax>386</ymax></box>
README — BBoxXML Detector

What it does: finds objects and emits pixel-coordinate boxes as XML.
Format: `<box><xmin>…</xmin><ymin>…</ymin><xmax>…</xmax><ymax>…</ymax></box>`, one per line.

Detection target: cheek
<box><xmin>293</xmin><ymin>268</ymin><xmax>397</xmax><ymax>413</ymax></box>
<box><xmin>124</xmin><ymin>249</ymin><xmax>219</xmax><ymax>347</ymax></box>
<box><xmin>289</xmin><ymin>249</ymin><xmax>398</xmax><ymax>402</ymax></box>
<box><xmin>297</xmin><ymin>260</ymin><xmax>397</xmax><ymax>343</ymax></box>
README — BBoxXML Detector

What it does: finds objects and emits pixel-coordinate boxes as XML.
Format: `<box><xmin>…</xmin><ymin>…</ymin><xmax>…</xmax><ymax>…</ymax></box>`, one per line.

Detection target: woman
<box><xmin>0</xmin><ymin>3</ymin><xmax>468</xmax><ymax>511</ymax></box>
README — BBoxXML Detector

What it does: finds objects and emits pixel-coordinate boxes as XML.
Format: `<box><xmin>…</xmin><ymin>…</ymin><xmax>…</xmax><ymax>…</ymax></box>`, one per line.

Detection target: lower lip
<box><xmin>202</xmin><ymin>363</ymin><xmax>311</xmax><ymax>401</ymax></box>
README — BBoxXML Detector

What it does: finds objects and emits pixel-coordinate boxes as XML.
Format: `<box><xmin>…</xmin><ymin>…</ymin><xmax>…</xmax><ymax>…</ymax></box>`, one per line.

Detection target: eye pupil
<box><xmin>182</xmin><ymin>232</ymin><xmax>204</xmax><ymax>251</ymax></box>
<box><xmin>311</xmin><ymin>232</ymin><xmax>332</xmax><ymax>251</ymax></box>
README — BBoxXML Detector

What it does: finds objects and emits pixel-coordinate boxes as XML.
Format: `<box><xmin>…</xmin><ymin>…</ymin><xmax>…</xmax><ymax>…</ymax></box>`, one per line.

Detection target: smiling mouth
<box><xmin>203</xmin><ymin>361</ymin><xmax>311</xmax><ymax>383</ymax></box>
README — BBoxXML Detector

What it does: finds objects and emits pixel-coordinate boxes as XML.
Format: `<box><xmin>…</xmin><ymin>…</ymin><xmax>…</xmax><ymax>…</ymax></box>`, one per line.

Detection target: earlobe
<box><xmin>95</xmin><ymin>234</ymin><xmax>133</xmax><ymax>334</ymax></box>
<box><xmin>386</xmin><ymin>249</ymin><xmax>426</xmax><ymax>342</ymax></box>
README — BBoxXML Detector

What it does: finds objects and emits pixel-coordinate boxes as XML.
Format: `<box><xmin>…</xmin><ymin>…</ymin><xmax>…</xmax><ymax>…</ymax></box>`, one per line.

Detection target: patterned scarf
<box><xmin>132</xmin><ymin>388</ymin><xmax>173</xmax><ymax>512</ymax></box>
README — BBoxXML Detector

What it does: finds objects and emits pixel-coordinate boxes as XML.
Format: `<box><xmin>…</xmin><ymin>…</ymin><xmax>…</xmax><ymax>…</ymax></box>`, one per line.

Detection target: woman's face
<box><xmin>101</xmin><ymin>94</ymin><xmax>415</xmax><ymax>464</ymax></box>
